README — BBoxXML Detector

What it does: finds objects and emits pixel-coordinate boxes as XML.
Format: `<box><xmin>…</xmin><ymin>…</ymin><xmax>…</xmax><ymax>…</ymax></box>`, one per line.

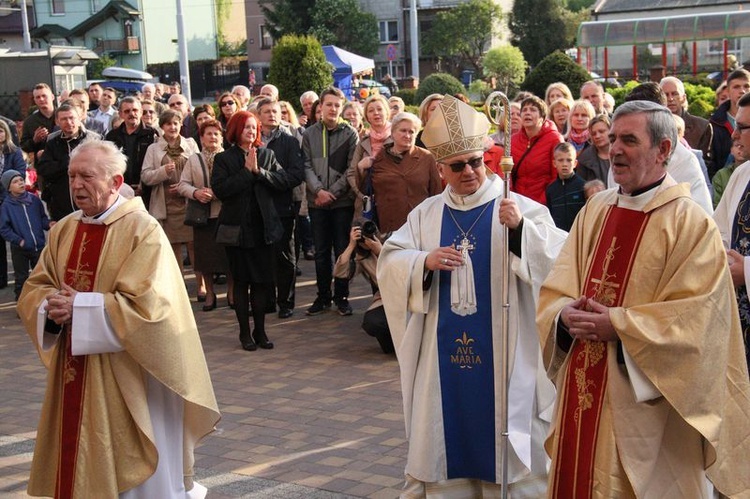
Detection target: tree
<box><xmin>509</xmin><ymin>0</ymin><xmax>569</xmax><ymax>66</ymax></box>
<box><xmin>87</xmin><ymin>55</ymin><xmax>117</xmax><ymax>80</ymax></box>
<box><xmin>259</xmin><ymin>0</ymin><xmax>315</xmax><ymax>41</ymax></box>
<box><xmin>422</xmin><ymin>0</ymin><xmax>503</xmax><ymax>74</ymax></box>
<box><xmin>415</xmin><ymin>73</ymin><xmax>465</xmax><ymax>104</ymax></box>
<box><xmin>483</xmin><ymin>46</ymin><xmax>527</xmax><ymax>94</ymax></box>
<box><xmin>268</xmin><ymin>35</ymin><xmax>333</xmax><ymax>106</ymax></box>
<box><xmin>309</xmin><ymin>0</ymin><xmax>379</xmax><ymax>57</ymax></box>
<box><xmin>260</xmin><ymin>0</ymin><xmax>378</xmax><ymax>57</ymax></box>
<box><xmin>520</xmin><ymin>50</ymin><xmax>590</xmax><ymax>99</ymax></box>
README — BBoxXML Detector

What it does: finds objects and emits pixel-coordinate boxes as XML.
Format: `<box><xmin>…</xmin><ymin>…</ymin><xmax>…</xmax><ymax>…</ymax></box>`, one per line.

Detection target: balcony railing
<box><xmin>94</xmin><ymin>36</ymin><xmax>140</xmax><ymax>55</ymax></box>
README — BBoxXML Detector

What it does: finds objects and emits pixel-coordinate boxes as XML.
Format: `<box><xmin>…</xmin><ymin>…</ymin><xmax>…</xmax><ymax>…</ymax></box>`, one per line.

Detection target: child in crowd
<box><xmin>584</xmin><ymin>179</ymin><xmax>607</xmax><ymax>200</ymax></box>
<box><xmin>545</xmin><ymin>142</ymin><xmax>586</xmax><ymax>231</ymax></box>
<box><xmin>0</xmin><ymin>170</ymin><xmax>52</xmax><ymax>300</ymax></box>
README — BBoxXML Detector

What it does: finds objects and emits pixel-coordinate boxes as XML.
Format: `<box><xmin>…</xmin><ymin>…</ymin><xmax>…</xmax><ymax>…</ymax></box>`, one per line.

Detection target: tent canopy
<box><xmin>322</xmin><ymin>45</ymin><xmax>374</xmax><ymax>99</ymax></box>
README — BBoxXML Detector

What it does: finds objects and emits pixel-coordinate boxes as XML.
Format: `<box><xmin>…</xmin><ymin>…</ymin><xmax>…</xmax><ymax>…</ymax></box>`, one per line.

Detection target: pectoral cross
<box><xmin>457</xmin><ymin>236</ymin><xmax>474</xmax><ymax>265</ymax></box>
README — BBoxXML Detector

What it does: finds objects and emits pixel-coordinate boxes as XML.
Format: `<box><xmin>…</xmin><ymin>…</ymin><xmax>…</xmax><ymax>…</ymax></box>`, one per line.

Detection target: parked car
<box><xmin>353</xmin><ymin>79</ymin><xmax>392</xmax><ymax>99</ymax></box>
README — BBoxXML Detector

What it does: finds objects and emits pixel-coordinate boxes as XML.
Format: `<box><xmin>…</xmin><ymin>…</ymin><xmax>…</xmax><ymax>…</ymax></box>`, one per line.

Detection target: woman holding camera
<box><xmin>334</xmin><ymin>223</ymin><xmax>393</xmax><ymax>354</ymax></box>
<box><xmin>355</xmin><ymin>112</ymin><xmax>442</xmax><ymax>233</ymax></box>
<box><xmin>211</xmin><ymin>111</ymin><xmax>290</xmax><ymax>352</ymax></box>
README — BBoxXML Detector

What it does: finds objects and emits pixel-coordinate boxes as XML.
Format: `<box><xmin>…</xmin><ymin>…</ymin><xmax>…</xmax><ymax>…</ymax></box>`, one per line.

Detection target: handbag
<box><xmin>361</xmin><ymin>166</ymin><xmax>379</xmax><ymax>225</ymax></box>
<box><xmin>184</xmin><ymin>155</ymin><xmax>211</xmax><ymax>227</ymax></box>
<box><xmin>215</xmin><ymin>224</ymin><xmax>241</xmax><ymax>246</ymax></box>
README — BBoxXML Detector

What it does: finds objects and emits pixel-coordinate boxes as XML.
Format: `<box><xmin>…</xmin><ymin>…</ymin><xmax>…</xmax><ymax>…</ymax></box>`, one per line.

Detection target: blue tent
<box><xmin>322</xmin><ymin>45</ymin><xmax>375</xmax><ymax>100</ymax></box>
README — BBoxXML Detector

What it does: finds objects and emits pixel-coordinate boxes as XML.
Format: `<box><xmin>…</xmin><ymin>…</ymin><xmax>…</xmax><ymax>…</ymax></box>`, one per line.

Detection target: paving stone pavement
<box><xmin>0</xmin><ymin>255</ymin><xmax>407</xmax><ymax>498</ymax></box>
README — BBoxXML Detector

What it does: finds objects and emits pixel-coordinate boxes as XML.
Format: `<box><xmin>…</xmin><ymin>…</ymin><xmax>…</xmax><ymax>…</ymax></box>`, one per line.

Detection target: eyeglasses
<box><xmin>735</xmin><ymin>122</ymin><xmax>750</xmax><ymax>134</ymax></box>
<box><xmin>169</xmin><ymin>102</ymin><xmax>185</xmax><ymax>108</ymax></box>
<box><xmin>221</xmin><ymin>101</ymin><xmax>236</xmax><ymax>107</ymax></box>
<box><xmin>444</xmin><ymin>156</ymin><xmax>484</xmax><ymax>173</ymax></box>
<box><xmin>142</xmin><ymin>110</ymin><xmax>155</xmax><ymax>115</ymax></box>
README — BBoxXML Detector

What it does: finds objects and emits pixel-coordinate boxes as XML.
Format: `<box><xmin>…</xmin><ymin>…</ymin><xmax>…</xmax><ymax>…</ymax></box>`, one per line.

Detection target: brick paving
<box><xmin>0</xmin><ymin>256</ymin><xmax>407</xmax><ymax>498</ymax></box>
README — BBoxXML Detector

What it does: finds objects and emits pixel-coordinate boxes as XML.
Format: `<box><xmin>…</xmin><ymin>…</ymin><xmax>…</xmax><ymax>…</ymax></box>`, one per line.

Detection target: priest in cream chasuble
<box><xmin>378</xmin><ymin>95</ymin><xmax>567</xmax><ymax>497</ymax></box>
<box><xmin>537</xmin><ymin>101</ymin><xmax>750</xmax><ymax>499</ymax></box>
<box><xmin>17</xmin><ymin>140</ymin><xmax>220</xmax><ymax>498</ymax></box>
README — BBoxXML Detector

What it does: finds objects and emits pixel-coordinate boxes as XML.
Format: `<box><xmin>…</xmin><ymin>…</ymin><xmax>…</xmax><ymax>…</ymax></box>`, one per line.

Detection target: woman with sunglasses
<box><xmin>355</xmin><ymin>112</ymin><xmax>442</xmax><ymax>233</ymax></box>
<box><xmin>216</xmin><ymin>92</ymin><xmax>239</xmax><ymax>134</ymax></box>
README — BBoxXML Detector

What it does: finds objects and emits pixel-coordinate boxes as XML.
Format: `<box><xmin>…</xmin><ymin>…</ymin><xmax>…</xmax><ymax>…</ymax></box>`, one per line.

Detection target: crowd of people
<box><xmin>3</xmin><ymin>70</ymin><xmax>750</xmax><ymax>497</ymax></box>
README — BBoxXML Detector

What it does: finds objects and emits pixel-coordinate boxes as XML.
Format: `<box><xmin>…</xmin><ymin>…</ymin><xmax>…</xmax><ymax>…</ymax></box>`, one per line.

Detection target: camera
<box><xmin>353</xmin><ymin>220</ymin><xmax>378</xmax><ymax>241</ymax></box>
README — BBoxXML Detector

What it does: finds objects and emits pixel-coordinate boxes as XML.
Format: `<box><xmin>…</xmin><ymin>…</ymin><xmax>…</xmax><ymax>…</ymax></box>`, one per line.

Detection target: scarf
<box><xmin>201</xmin><ymin>147</ymin><xmax>221</xmax><ymax>176</ymax></box>
<box><xmin>567</xmin><ymin>128</ymin><xmax>589</xmax><ymax>151</ymax></box>
<box><xmin>368</xmin><ymin>123</ymin><xmax>391</xmax><ymax>158</ymax></box>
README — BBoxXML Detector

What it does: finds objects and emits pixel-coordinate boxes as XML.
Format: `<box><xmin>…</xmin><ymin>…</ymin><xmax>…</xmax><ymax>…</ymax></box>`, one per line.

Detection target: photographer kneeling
<box><xmin>334</xmin><ymin>220</ymin><xmax>394</xmax><ymax>354</ymax></box>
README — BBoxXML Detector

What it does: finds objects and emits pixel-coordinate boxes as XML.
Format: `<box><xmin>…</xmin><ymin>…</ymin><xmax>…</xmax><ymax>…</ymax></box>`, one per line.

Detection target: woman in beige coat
<box><xmin>177</xmin><ymin>119</ymin><xmax>233</xmax><ymax>311</ymax></box>
<box><xmin>141</xmin><ymin>110</ymin><xmax>200</xmax><ymax>290</ymax></box>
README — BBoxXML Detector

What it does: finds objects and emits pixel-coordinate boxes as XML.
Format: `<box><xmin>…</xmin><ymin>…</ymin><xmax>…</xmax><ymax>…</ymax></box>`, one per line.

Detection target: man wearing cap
<box><xmin>378</xmin><ymin>95</ymin><xmax>566</xmax><ymax>496</ymax></box>
<box><xmin>538</xmin><ymin>100</ymin><xmax>750</xmax><ymax>497</ymax></box>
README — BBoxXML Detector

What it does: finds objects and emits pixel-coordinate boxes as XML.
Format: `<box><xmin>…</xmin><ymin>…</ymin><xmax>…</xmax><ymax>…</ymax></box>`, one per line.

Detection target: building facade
<box><xmin>243</xmin><ymin>0</ymin><xmax>512</xmax><ymax>84</ymax></box>
<box><xmin>27</xmin><ymin>0</ymin><xmax>218</xmax><ymax>71</ymax></box>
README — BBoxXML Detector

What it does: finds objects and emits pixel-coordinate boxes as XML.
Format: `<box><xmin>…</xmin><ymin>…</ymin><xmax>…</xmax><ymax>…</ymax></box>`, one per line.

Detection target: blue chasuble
<box><xmin>437</xmin><ymin>200</ymin><xmax>496</xmax><ymax>482</ymax></box>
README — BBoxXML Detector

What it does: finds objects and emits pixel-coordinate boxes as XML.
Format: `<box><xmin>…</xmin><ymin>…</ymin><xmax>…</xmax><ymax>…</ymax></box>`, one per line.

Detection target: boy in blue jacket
<box><xmin>0</xmin><ymin>170</ymin><xmax>51</xmax><ymax>300</ymax></box>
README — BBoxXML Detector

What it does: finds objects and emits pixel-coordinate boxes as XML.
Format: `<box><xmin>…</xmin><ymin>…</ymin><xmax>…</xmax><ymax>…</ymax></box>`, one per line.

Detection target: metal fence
<box><xmin>0</xmin><ymin>94</ymin><xmax>23</xmax><ymax>122</ymax></box>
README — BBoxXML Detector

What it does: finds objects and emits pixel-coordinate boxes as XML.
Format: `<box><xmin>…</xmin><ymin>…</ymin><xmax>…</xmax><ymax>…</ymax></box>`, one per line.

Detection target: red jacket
<box><xmin>510</xmin><ymin>119</ymin><xmax>563</xmax><ymax>204</ymax></box>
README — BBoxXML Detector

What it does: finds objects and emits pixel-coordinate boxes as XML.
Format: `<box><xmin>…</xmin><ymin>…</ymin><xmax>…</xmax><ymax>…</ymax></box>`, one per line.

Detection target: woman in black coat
<box><xmin>212</xmin><ymin>111</ymin><xmax>292</xmax><ymax>351</ymax></box>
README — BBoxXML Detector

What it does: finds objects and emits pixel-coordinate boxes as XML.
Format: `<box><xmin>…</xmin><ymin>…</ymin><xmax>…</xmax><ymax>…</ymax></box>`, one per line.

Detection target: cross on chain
<box><xmin>457</xmin><ymin>236</ymin><xmax>474</xmax><ymax>264</ymax></box>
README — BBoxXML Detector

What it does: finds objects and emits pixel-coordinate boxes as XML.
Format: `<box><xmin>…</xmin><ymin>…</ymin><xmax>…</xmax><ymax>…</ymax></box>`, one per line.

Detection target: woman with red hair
<box><xmin>211</xmin><ymin>111</ymin><xmax>291</xmax><ymax>352</ymax></box>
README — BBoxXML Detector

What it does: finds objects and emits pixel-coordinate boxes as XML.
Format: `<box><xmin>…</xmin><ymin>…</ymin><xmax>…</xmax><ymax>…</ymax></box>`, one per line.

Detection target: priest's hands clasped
<box><xmin>499</xmin><ymin>198</ymin><xmax>522</xmax><ymax>229</ymax></box>
<box><xmin>561</xmin><ymin>296</ymin><xmax>617</xmax><ymax>342</ymax></box>
<box><xmin>45</xmin><ymin>284</ymin><xmax>78</xmax><ymax>326</ymax></box>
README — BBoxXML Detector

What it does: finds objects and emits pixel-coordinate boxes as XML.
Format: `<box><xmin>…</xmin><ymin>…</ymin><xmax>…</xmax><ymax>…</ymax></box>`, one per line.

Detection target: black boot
<box><xmin>240</xmin><ymin>329</ymin><xmax>256</xmax><ymax>351</ymax></box>
<box><xmin>252</xmin><ymin>330</ymin><xmax>274</xmax><ymax>349</ymax></box>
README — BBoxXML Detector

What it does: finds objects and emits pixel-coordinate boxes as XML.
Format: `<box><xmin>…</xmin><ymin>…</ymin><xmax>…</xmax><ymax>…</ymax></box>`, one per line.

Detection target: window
<box><xmin>260</xmin><ymin>25</ymin><xmax>274</xmax><ymax>50</ymax></box>
<box><xmin>51</xmin><ymin>0</ymin><xmax>65</xmax><ymax>15</ymax></box>
<box><xmin>379</xmin><ymin>20</ymin><xmax>398</xmax><ymax>43</ymax></box>
<box><xmin>708</xmin><ymin>38</ymin><xmax>740</xmax><ymax>55</ymax></box>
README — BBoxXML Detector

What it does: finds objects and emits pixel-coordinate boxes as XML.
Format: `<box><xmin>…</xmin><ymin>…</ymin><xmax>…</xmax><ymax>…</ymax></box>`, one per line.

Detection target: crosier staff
<box><xmin>484</xmin><ymin>91</ymin><xmax>513</xmax><ymax>499</ymax></box>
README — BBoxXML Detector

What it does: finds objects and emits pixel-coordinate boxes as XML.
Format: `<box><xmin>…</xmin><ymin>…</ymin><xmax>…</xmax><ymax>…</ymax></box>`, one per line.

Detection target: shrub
<box><xmin>521</xmin><ymin>50</ymin><xmax>591</xmax><ymax>99</ymax></box>
<box><xmin>415</xmin><ymin>73</ymin><xmax>465</xmax><ymax>104</ymax></box>
<box><xmin>468</xmin><ymin>80</ymin><xmax>492</xmax><ymax>102</ymax></box>
<box><xmin>268</xmin><ymin>35</ymin><xmax>333</xmax><ymax>105</ymax></box>
<box><xmin>395</xmin><ymin>88</ymin><xmax>418</xmax><ymax>106</ymax></box>
<box><xmin>684</xmin><ymin>82</ymin><xmax>716</xmax><ymax>119</ymax></box>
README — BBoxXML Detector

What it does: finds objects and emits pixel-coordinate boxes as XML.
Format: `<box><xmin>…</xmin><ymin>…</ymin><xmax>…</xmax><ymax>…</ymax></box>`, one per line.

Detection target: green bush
<box><xmin>468</xmin><ymin>80</ymin><xmax>492</xmax><ymax>102</ymax></box>
<box><xmin>521</xmin><ymin>50</ymin><xmax>591</xmax><ymax>99</ymax></box>
<box><xmin>684</xmin><ymin>82</ymin><xmax>716</xmax><ymax>119</ymax></box>
<box><xmin>415</xmin><ymin>73</ymin><xmax>465</xmax><ymax>104</ymax></box>
<box><xmin>395</xmin><ymin>88</ymin><xmax>418</xmax><ymax>106</ymax></box>
<box><xmin>268</xmin><ymin>35</ymin><xmax>333</xmax><ymax>105</ymax></box>
<box><xmin>607</xmin><ymin>80</ymin><xmax>715</xmax><ymax>119</ymax></box>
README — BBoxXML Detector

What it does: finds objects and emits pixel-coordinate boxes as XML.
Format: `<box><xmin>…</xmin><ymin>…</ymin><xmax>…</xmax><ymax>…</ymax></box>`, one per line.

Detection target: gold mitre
<box><xmin>421</xmin><ymin>94</ymin><xmax>490</xmax><ymax>162</ymax></box>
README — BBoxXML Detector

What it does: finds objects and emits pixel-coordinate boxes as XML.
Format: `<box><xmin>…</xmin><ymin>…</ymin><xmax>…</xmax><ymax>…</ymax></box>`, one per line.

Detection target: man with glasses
<box><xmin>710</xmin><ymin>68</ymin><xmax>750</xmax><ymax>177</ymax></box>
<box><xmin>167</xmin><ymin>93</ymin><xmax>197</xmax><ymax>139</ymax></box>
<box><xmin>378</xmin><ymin>95</ymin><xmax>565</xmax><ymax>496</ymax></box>
<box><xmin>141</xmin><ymin>83</ymin><xmax>166</xmax><ymax>115</ymax></box>
<box><xmin>714</xmin><ymin>91</ymin><xmax>750</xmax><ymax>374</ymax></box>
<box><xmin>105</xmin><ymin>96</ymin><xmax>159</xmax><ymax>202</ymax></box>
